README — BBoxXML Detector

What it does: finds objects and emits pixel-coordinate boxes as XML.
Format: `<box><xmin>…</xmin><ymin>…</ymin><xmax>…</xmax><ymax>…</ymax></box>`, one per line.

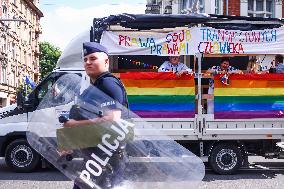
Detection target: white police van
<box><xmin>1</xmin><ymin>14</ymin><xmax>284</xmax><ymax>174</ymax></box>
<box><xmin>0</xmin><ymin>31</ymin><xmax>90</xmax><ymax>172</ymax></box>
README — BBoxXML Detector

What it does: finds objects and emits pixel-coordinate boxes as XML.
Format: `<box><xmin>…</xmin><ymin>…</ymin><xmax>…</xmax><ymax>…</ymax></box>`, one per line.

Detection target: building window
<box><xmin>18</xmin><ymin>16</ymin><xmax>23</xmax><ymax>27</ymax></box>
<box><xmin>15</xmin><ymin>66</ymin><xmax>18</xmax><ymax>87</ymax></box>
<box><xmin>1</xmin><ymin>67</ymin><xmax>7</xmax><ymax>84</ymax></box>
<box><xmin>2</xmin><ymin>3</ymin><xmax>8</xmax><ymax>19</ymax></box>
<box><xmin>215</xmin><ymin>0</ymin><xmax>223</xmax><ymax>14</ymax></box>
<box><xmin>12</xmin><ymin>43</ymin><xmax>16</xmax><ymax>60</ymax></box>
<box><xmin>248</xmin><ymin>0</ymin><xmax>275</xmax><ymax>18</ymax></box>
<box><xmin>10</xmin><ymin>71</ymin><xmax>15</xmax><ymax>87</ymax></box>
<box><xmin>29</xmin><ymin>31</ymin><xmax>32</xmax><ymax>45</ymax></box>
<box><xmin>25</xmin><ymin>5</ymin><xmax>28</xmax><ymax>17</ymax></box>
<box><xmin>20</xmin><ymin>1</ymin><xmax>23</xmax><ymax>12</ymax></box>
<box><xmin>13</xmin><ymin>16</ymin><xmax>18</xmax><ymax>33</ymax></box>
<box><xmin>24</xmin><ymin>51</ymin><xmax>27</xmax><ymax>66</ymax></box>
<box><xmin>181</xmin><ymin>0</ymin><xmax>204</xmax><ymax>13</ymax></box>
<box><xmin>28</xmin><ymin>53</ymin><xmax>31</xmax><ymax>68</ymax></box>
<box><xmin>1</xmin><ymin>36</ymin><xmax>7</xmax><ymax>53</ymax></box>
<box><xmin>19</xmin><ymin>47</ymin><xmax>22</xmax><ymax>62</ymax></box>
<box><xmin>4</xmin><ymin>37</ymin><xmax>7</xmax><ymax>53</ymax></box>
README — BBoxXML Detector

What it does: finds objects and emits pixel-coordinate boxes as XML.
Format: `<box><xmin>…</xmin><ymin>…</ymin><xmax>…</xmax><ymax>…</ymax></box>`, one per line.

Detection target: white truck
<box><xmin>0</xmin><ymin>13</ymin><xmax>284</xmax><ymax>174</ymax></box>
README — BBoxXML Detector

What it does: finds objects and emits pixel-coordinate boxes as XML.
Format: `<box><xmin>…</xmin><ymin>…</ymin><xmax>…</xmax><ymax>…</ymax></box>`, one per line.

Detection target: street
<box><xmin>1</xmin><ymin>157</ymin><xmax>284</xmax><ymax>189</ymax></box>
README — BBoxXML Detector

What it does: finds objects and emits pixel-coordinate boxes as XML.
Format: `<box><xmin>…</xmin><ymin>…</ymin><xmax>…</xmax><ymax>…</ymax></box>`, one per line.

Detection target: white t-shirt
<box><xmin>158</xmin><ymin>61</ymin><xmax>192</xmax><ymax>73</ymax></box>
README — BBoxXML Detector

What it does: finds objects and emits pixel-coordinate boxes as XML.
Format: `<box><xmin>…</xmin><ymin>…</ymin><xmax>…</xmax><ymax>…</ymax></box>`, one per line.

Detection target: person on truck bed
<box><xmin>271</xmin><ymin>54</ymin><xmax>284</xmax><ymax>73</ymax></box>
<box><xmin>206</xmin><ymin>58</ymin><xmax>243</xmax><ymax>114</ymax></box>
<box><xmin>246</xmin><ymin>57</ymin><xmax>261</xmax><ymax>74</ymax></box>
<box><xmin>158</xmin><ymin>56</ymin><xmax>193</xmax><ymax>77</ymax></box>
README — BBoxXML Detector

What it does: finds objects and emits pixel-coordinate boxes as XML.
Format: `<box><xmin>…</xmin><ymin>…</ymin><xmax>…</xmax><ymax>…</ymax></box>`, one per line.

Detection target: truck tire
<box><xmin>5</xmin><ymin>139</ymin><xmax>40</xmax><ymax>172</ymax></box>
<box><xmin>209</xmin><ymin>143</ymin><xmax>243</xmax><ymax>175</ymax></box>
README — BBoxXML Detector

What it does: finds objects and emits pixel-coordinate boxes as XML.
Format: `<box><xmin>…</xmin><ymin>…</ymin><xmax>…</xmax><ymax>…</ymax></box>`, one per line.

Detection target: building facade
<box><xmin>146</xmin><ymin>0</ymin><xmax>283</xmax><ymax>18</ymax></box>
<box><xmin>0</xmin><ymin>0</ymin><xmax>43</xmax><ymax>107</ymax></box>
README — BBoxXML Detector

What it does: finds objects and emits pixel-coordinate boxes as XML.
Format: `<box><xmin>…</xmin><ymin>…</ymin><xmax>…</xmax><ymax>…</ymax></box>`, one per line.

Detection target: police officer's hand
<box><xmin>63</xmin><ymin>119</ymin><xmax>78</xmax><ymax>128</ymax></box>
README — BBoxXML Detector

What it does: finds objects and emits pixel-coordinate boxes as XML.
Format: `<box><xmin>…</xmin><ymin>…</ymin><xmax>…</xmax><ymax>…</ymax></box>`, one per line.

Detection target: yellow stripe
<box><xmin>215</xmin><ymin>88</ymin><xmax>284</xmax><ymax>96</ymax></box>
<box><xmin>126</xmin><ymin>87</ymin><xmax>195</xmax><ymax>95</ymax></box>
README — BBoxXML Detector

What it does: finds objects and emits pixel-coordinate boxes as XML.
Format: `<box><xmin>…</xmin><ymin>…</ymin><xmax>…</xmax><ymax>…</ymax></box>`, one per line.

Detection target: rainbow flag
<box><xmin>120</xmin><ymin>72</ymin><xmax>195</xmax><ymax>118</ymax></box>
<box><xmin>214</xmin><ymin>74</ymin><xmax>284</xmax><ymax>119</ymax></box>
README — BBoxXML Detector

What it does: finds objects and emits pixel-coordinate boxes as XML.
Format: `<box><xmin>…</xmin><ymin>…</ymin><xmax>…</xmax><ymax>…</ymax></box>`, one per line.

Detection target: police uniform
<box><xmin>93</xmin><ymin>71</ymin><xmax>129</xmax><ymax>118</ymax></box>
<box><xmin>72</xmin><ymin>42</ymin><xmax>129</xmax><ymax>189</ymax></box>
<box><xmin>76</xmin><ymin>72</ymin><xmax>129</xmax><ymax>120</ymax></box>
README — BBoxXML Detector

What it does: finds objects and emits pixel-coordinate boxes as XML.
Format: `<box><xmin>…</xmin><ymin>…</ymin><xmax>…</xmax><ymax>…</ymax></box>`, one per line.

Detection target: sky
<box><xmin>39</xmin><ymin>0</ymin><xmax>146</xmax><ymax>50</ymax></box>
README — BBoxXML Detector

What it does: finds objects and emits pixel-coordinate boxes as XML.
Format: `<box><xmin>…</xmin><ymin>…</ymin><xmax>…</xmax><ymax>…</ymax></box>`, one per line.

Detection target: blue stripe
<box><xmin>129</xmin><ymin>103</ymin><xmax>195</xmax><ymax>111</ymax></box>
<box><xmin>215</xmin><ymin>103</ymin><xmax>284</xmax><ymax>111</ymax></box>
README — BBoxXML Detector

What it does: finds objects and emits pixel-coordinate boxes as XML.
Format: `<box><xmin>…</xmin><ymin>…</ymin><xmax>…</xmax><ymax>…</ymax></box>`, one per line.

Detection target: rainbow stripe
<box><xmin>120</xmin><ymin>72</ymin><xmax>195</xmax><ymax>118</ymax></box>
<box><xmin>214</xmin><ymin>74</ymin><xmax>284</xmax><ymax>119</ymax></box>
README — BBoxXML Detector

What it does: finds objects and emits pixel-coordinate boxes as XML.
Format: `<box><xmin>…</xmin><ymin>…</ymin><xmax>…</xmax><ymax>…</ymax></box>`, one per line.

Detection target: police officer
<box><xmin>63</xmin><ymin>42</ymin><xmax>129</xmax><ymax>189</ymax></box>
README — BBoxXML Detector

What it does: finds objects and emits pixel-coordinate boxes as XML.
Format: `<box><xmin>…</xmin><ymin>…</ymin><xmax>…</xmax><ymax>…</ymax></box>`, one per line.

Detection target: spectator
<box><xmin>206</xmin><ymin>58</ymin><xmax>242</xmax><ymax>114</ymax></box>
<box><xmin>158</xmin><ymin>56</ymin><xmax>193</xmax><ymax>77</ymax></box>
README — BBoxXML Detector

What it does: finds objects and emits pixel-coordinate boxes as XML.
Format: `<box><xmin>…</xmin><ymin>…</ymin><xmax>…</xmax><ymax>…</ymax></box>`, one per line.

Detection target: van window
<box><xmin>33</xmin><ymin>72</ymin><xmax>82</xmax><ymax>104</ymax></box>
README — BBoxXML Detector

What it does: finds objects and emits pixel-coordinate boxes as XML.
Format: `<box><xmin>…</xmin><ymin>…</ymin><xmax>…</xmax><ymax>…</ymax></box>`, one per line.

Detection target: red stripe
<box><xmin>120</xmin><ymin>72</ymin><xmax>194</xmax><ymax>80</ymax></box>
<box><xmin>214</xmin><ymin>73</ymin><xmax>284</xmax><ymax>81</ymax></box>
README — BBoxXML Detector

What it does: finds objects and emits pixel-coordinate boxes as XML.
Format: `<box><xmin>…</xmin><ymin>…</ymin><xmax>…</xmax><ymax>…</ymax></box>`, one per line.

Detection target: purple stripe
<box><xmin>215</xmin><ymin>111</ymin><xmax>284</xmax><ymax>119</ymax></box>
<box><xmin>133</xmin><ymin>111</ymin><xmax>195</xmax><ymax>118</ymax></box>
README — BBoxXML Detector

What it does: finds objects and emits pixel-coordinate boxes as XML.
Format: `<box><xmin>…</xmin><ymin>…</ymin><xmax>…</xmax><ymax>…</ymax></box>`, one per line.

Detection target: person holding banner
<box><xmin>63</xmin><ymin>42</ymin><xmax>129</xmax><ymax>189</ymax></box>
<box><xmin>206</xmin><ymin>58</ymin><xmax>242</xmax><ymax>114</ymax></box>
<box><xmin>158</xmin><ymin>56</ymin><xmax>193</xmax><ymax>77</ymax></box>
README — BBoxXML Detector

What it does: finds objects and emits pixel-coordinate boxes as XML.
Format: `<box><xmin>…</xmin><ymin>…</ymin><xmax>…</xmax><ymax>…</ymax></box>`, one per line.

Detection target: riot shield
<box><xmin>27</xmin><ymin>73</ymin><xmax>205</xmax><ymax>189</ymax></box>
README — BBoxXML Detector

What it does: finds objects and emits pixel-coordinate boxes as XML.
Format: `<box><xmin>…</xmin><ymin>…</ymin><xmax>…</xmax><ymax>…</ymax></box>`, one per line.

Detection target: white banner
<box><xmin>101</xmin><ymin>26</ymin><xmax>284</xmax><ymax>55</ymax></box>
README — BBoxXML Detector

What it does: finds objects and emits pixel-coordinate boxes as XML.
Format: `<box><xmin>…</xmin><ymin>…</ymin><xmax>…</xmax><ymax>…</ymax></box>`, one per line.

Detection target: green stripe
<box><xmin>215</xmin><ymin>96</ymin><xmax>284</xmax><ymax>103</ymax></box>
<box><xmin>128</xmin><ymin>95</ymin><xmax>195</xmax><ymax>103</ymax></box>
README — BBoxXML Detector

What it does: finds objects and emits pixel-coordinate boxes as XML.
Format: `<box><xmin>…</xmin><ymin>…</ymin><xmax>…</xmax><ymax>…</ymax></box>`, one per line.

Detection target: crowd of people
<box><xmin>158</xmin><ymin>54</ymin><xmax>284</xmax><ymax>75</ymax></box>
<box><xmin>157</xmin><ymin>54</ymin><xmax>284</xmax><ymax>114</ymax></box>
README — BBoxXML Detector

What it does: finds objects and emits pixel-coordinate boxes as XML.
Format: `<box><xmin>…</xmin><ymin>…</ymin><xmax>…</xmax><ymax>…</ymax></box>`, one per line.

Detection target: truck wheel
<box><xmin>5</xmin><ymin>139</ymin><xmax>40</xmax><ymax>172</ymax></box>
<box><xmin>209</xmin><ymin>143</ymin><xmax>243</xmax><ymax>175</ymax></box>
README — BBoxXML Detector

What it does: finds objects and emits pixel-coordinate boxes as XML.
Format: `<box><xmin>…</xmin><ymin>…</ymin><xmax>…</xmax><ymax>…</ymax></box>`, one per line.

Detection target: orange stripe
<box><xmin>121</xmin><ymin>79</ymin><xmax>195</xmax><ymax>88</ymax></box>
<box><xmin>215</xmin><ymin>80</ymin><xmax>284</xmax><ymax>88</ymax></box>
<box><xmin>120</xmin><ymin>72</ymin><xmax>194</xmax><ymax>80</ymax></box>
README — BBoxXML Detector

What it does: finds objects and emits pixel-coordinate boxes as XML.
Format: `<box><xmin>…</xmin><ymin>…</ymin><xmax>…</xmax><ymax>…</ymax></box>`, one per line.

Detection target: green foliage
<box><xmin>39</xmin><ymin>42</ymin><xmax>61</xmax><ymax>79</ymax></box>
<box><xmin>16</xmin><ymin>83</ymin><xmax>33</xmax><ymax>97</ymax></box>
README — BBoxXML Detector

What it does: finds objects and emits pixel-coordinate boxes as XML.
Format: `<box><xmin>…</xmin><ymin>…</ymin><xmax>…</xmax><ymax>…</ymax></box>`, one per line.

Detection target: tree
<box><xmin>39</xmin><ymin>42</ymin><xmax>61</xmax><ymax>79</ymax></box>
